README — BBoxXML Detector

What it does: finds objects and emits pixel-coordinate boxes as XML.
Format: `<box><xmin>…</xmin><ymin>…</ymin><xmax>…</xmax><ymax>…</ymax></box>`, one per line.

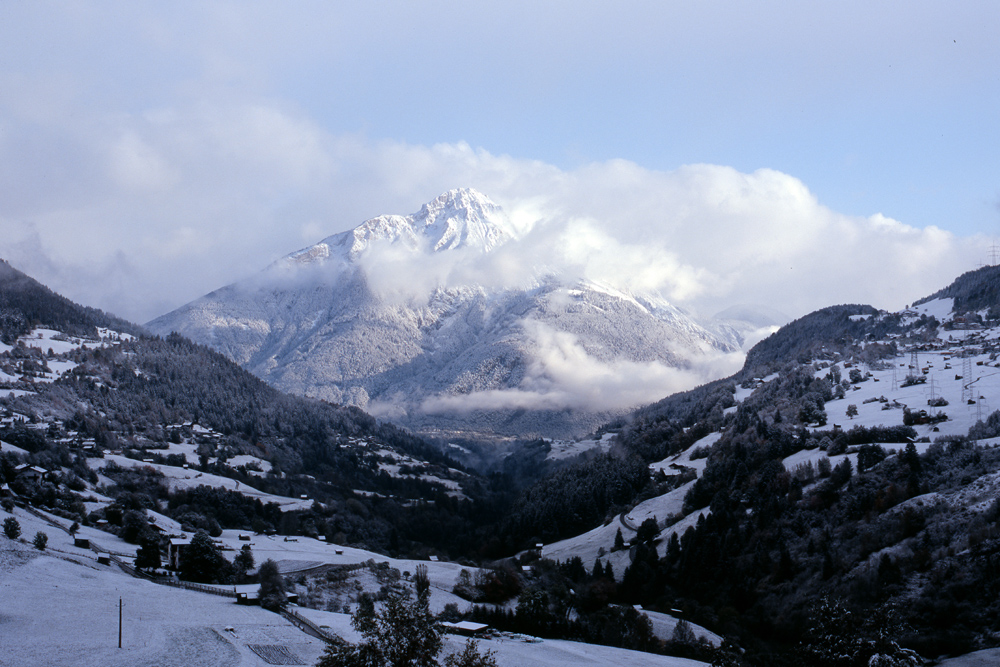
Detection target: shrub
<box><xmin>3</xmin><ymin>516</ymin><xmax>20</xmax><ymax>539</ymax></box>
<box><xmin>33</xmin><ymin>531</ymin><xmax>48</xmax><ymax>550</ymax></box>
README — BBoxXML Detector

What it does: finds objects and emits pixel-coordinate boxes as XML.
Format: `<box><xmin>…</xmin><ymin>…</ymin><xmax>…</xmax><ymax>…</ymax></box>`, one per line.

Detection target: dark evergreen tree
<box><xmin>635</xmin><ymin>517</ymin><xmax>659</xmax><ymax>544</ymax></box>
<box><xmin>3</xmin><ymin>517</ymin><xmax>20</xmax><ymax>539</ymax></box>
<box><xmin>257</xmin><ymin>559</ymin><xmax>286</xmax><ymax>611</ymax></box>
<box><xmin>179</xmin><ymin>530</ymin><xmax>228</xmax><ymax>583</ymax></box>
<box><xmin>135</xmin><ymin>534</ymin><xmax>162</xmax><ymax>570</ymax></box>
<box><xmin>32</xmin><ymin>531</ymin><xmax>47</xmax><ymax>550</ymax></box>
<box><xmin>120</xmin><ymin>509</ymin><xmax>151</xmax><ymax>544</ymax></box>
<box><xmin>234</xmin><ymin>544</ymin><xmax>254</xmax><ymax>573</ymax></box>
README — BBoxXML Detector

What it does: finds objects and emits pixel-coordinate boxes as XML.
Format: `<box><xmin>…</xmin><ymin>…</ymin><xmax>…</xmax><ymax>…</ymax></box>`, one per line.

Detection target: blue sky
<box><xmin>1</xmin><ymin>1</ymin><xmax>998</xmax><ymax>322</ymax></box>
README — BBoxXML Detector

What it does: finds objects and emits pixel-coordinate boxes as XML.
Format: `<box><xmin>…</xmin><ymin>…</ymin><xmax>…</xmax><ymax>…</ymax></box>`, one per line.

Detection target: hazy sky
<box><xmin>1</xmin><ymin>1</ymin><xmax>999</xmax><ymax>324</ymax></box>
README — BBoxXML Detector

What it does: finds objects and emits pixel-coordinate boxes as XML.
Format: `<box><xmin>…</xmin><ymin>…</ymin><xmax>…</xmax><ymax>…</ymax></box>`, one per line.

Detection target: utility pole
<box><xmin>119</xmin><ymin>597</ymin><xmax>122</xmax><ymax>649</ymax></box>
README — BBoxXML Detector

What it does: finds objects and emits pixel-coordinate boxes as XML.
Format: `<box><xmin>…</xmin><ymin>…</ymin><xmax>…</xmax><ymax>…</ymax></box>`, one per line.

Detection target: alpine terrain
<box><xmin>147</xmin><ymin>189</ymin><xmax>751</xmax><ymax>439</ymax></box>
<box><xmin>8</xmin><ymin>258</ymin><xmax>1000</xmax><ymax>665</ymax></box>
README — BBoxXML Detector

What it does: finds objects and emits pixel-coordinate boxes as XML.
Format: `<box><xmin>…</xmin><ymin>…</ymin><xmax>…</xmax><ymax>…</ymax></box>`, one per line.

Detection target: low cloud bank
<box><xmin>0</xmin><ymin>96</ymin><xmax>982</xmax><ymax>325</ymax></box>
<box><xmin>418</xmin><ymin>320</ymin><xmax>747</xmax><ymax>416</ymax></box>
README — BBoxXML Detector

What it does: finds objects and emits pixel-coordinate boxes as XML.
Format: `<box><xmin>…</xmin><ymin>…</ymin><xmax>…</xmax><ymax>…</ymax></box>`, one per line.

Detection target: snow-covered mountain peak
<box><xmin>282</xmin><ymin>189</ymin><xmax>515</xmax><ymax>268</ymax></box>
<box><xmin>412</xmin><ymin>188</ymin><xmax>515</xmax><ymax>253</ymax></box>
<box><xmin>149</xmin><ymin>189</ymin><xmax>745</xmax><ymax>438</ymax></box>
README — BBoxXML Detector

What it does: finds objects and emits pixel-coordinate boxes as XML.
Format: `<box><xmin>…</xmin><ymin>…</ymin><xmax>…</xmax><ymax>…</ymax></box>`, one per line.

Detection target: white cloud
<box><xmin>108</xmin><ymin>131</ymin><xmax>177</xmax><ymax>191</ymax></box>
<box><xmin>0</xmin><ymin>88</ymin><xmax>983</xmax><ymax>327</ymax></box>
<box><xmin>330</xmin><ymin>142</ymin><xmax>978</xmax><ymax>324</ymax></box>
<box><xmin>419</xmin><ymin>320</ymin><xmax>747</xmax><ymax>415</ymax></box>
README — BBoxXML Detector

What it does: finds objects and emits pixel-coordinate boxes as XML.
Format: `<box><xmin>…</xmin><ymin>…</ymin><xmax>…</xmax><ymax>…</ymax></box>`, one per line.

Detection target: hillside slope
<box><xmin>502</xmin><ymin>267</ymin><xmax>1000</xmax><ymax>663</ymax></box>
<box><xmin>0</xmin><ymin>261</ymin><xmax>489</xmax><ymax>557</ymax></box>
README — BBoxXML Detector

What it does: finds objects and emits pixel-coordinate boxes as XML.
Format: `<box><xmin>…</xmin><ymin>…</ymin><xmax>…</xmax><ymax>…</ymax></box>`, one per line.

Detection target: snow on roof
<box><xmin>441</xmin><ymin>621</ymin><xmax>489</xmax><ymax>632</ymax></box>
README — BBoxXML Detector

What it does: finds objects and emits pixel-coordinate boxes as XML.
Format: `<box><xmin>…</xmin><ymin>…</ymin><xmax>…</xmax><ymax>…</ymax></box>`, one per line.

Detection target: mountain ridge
<box><xmin>283</xmin><ymin>188</ymin><xmax>516</xmax><ymax>268</ymax></box>
<box><xmin>148</xmin><ymin>189</ymin><xmax>746</xmax><ymax>438</ymax></box>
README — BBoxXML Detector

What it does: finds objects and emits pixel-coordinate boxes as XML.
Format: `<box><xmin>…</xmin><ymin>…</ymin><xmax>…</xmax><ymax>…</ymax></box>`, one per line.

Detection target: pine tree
<box><xmin>636</xmin><ymin>518</ymin><xmax>659</xmax><ymax>544</ymax></box>
<box><xmin>613</xmin><ymin>527</ymin><xmax>625</xmax><ymax>551</ymax></box>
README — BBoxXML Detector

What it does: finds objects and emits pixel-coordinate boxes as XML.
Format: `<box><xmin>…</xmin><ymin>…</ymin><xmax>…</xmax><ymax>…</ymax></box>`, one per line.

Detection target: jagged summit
<box><xmin>285</xmin><ymin>188</ymin><xmax>515</xmax><ymax>267</ymax></box>
<box><xmin>413</xmin><ymin>188</ymin><xmax>514</xmax><ymax>252</ymax></box>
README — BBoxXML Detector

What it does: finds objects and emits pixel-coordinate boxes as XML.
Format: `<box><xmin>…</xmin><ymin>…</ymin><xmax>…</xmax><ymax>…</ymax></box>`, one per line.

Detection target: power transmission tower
<box><xmin>962</xmin><ymin>354</ymin><xmax>974</xmax><ymax>404</ymax></box>
<box><xmin>909</xmin><ymin>349</ymin><xmax>920</xmax><ymax>378</ymax></box>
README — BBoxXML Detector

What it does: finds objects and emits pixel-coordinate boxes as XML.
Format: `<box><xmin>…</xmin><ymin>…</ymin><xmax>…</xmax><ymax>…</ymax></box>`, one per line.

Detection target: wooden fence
<box><xmin>281</xmin><ymin>607</ymin><xmax>344</xmax><ymax>644</ymax></box>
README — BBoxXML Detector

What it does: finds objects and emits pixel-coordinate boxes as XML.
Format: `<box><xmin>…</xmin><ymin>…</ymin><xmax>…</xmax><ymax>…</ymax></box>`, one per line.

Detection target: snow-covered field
<box><xmin>938</xmin><ymin>648</ymin><xmax>1000</xmax><ymax>666</ymax></box>
<box><xmin>298</xmin><ymin>607</ymin><xmax>710</xmax><ymax>667</ymax></box>
<box><xmin>0</xmin><ymin>553</ymin><xmax>328</xmax><ymax>667</ymax></box>
<box><xmin>88</xmin><ymin>454</ymin><xmax>314</xmax><ymax>512</ymax></box>
<box><xmin>0</xmin><ymin>503</ymin><xmax>709</xmax><ymax>667</ymax></box>
<box><xmin>0</xmin><ymin>439</ymin><xmax>28</xmax><ymax>454</ymax></box>
<box><xmin>0</xmin><ymin>504</ymin><xmax>329</xmax><ymax>667</ymax></box>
